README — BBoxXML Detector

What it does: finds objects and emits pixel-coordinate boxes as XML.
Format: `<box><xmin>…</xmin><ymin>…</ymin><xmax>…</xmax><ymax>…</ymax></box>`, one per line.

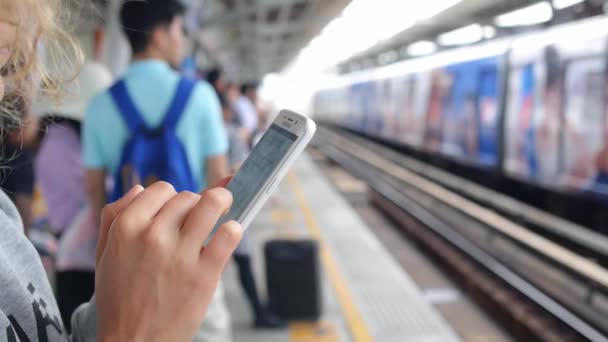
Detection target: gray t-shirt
<box><xmin>0</xmin><ymin>190</ymin><xmax>96</xmax><ymax>341</ymax></box>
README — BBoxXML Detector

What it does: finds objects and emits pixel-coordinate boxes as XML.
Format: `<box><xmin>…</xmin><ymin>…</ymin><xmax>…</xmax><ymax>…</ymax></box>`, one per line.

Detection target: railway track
<box><xmin>312</xmin><ymin>126</ymin><xmax>608</xmax><ymax>341</ymax></box>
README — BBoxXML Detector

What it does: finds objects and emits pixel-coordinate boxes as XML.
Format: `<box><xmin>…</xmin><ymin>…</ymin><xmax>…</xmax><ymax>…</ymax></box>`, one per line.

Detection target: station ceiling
<box><xmin>86</xmin><ymin>0</ymin><xmax>605</xmax><ymax>81</ymax></box>
<box><xmin>192</xmin><ymin>0</ymin><xmax>351</xmax><ymax>81</ymax></box>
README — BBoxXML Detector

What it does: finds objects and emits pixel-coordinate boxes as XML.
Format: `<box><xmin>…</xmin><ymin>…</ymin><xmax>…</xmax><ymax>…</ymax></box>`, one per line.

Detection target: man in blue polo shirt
<box><xmin>83</xmin><ymin>1</ymin><xmax>231</xmax><ymax>341</ymax></box>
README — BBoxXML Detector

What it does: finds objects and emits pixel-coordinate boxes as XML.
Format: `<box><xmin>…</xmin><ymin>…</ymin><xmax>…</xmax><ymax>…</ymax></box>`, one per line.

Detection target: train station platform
<box><xmin>221</xmin><ymin>153</ymin><xmax>461</xmax><ymax>342</ymax></box>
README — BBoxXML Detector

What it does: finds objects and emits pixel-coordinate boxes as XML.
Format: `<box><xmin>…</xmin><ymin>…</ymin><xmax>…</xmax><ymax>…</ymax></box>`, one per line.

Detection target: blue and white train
<box><xmin>313</xmin><ymin>16</ymin><xmax>608</xmax><ymax>199</ymax></box>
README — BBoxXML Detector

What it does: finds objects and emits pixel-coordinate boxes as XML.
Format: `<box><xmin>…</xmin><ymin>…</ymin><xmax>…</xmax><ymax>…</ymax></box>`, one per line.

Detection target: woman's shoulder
<box><xmin>0</xmin><ymin>190</ymin><xmax>22</xmax><ymax>228</ymax></box>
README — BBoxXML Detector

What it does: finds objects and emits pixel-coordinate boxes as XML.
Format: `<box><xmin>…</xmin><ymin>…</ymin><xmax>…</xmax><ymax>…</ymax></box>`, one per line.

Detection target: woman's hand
<box><xmin>95</xmin><ymin>181</ymin><xmax>242</xmax><ymax>342</ymax></box>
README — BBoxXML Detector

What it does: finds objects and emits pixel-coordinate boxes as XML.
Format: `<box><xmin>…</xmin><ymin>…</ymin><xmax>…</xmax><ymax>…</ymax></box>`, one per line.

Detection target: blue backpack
<box><xmin>109</xmin><ymin>78</ymin><xmax>197</xmax><ymax>202</ymax></box>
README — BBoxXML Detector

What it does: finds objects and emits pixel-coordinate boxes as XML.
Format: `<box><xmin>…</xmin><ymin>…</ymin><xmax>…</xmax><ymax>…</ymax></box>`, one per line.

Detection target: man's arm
<box><xmin>87</xmin><ymin>169</ymin><xmax>107</xmax><ymax>227</ymax></box>
<box><xmin>206</xmin><ymin>155</ymin><xmax>229</xmax><ymax>188</ymax></box>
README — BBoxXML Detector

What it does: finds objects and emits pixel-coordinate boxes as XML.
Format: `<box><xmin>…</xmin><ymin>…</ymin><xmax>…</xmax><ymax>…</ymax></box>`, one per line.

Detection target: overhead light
<box><xmin>438</xmin><ymin>24</ymin><xmax>483</xmax><ymax>46</ymax></box>
<box><xmin>407</xmin><ymin>41</ymin><xmax>437</xmax><ymax>56</ymax></box>
<box><xmin>284</xmin><ymin>0</ymin><xmax>462</xmax><ymax>76</ymax></box>
<box><xmin>483</xmin><ymin>25</ymin><xmax>496</xmax><ymax>39</ymax></box>
<box><xmin>495</xmin><ymin>2</ymin><xmax>553</xmax><ymax>27</ymax></box>
<box><xmin>552</xmin><ymin>0</ymin><xmax>585</xmax><ymax>10</ymax></box>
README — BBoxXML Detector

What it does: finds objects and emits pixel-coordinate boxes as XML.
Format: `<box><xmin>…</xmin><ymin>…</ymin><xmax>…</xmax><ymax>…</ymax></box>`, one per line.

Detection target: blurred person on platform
<box><xmin>219</xmin><ymin>92</ymin><xmax>285</xmax><ymax>329</ymax></box>
<box><xmin>206</xmin><ymin>67</ymin><xmax>226</xmax><ymax>97</ymax></box>
<box><xmin>225</xmin><ymin>82</ymin><xmax>241</xmax><ymax>105</ymax></box>
<box><xmin>83</xmin><ymin>0</ymin><xmax>233</xmax><ymax>341</ymax></box>
<box><xmin>233</xmin><ymin>82</ymin><xmax>260</xmax><ymax>146</ymax></box>
<box><xmin>0</xmin><ymin>94</ymin><xmax>38</xmax><ymax>235</ymax></box>
<box><xmin>35</xmin><ymin>61</ymin><xmax>112</xmax><ymax>332</ymax></box>
<box><xmin>219</xmin><ymin>93</ymin><xmax>247</xmax><ymax>172</ymax></box>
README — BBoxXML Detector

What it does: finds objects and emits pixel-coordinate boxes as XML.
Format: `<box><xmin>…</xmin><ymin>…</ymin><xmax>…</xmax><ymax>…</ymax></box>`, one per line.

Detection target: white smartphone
<box><xmin>212</xmin><ymin>110</ymin><xmax>316</xmax><ymax>234</ymax></box>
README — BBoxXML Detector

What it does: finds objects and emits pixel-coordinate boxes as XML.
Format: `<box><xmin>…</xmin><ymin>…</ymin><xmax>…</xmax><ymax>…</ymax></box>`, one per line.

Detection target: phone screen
<box><xmin>211</xmin><ymin>124</ymin><xmax>298</xmax><ymax>236</ymax></box>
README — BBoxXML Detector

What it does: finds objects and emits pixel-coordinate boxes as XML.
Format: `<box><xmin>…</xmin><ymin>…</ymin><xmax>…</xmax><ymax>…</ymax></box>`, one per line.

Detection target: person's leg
<box><xmin>233</xmin><ymin>253</ymin><xmax>264</xmax><ymax>316</ymax></box>
<box><xmin>194</xmin><ymin>283</ymin><xmax>232</xmax><ymax>342</ymax></box>
<box><xmin>232</xmin><ymin>250</ymin><xmax>285</xmax><ymax>329</ymax></box>
<box><xmin>56</xmin><ymin>270</ymin><xmax>95</xmax><ymax>332</ymax></box>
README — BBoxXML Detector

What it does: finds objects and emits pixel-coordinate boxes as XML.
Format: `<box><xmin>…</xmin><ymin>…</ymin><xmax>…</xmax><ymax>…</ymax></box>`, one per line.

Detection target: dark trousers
<box><xmin>56</xmin><ymin>270</ymin><xmax>95</xmax><ymax>333</ymax></box>
<box><xmin>233</xmin><ymin>254</ymin><xmax>264</xmax><ymax>317</ymax></box>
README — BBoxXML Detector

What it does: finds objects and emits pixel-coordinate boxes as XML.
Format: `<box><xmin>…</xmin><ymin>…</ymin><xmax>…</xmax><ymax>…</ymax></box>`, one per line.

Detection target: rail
<box><xmin>313</xmin><ymin>126</ymin><xmax>608</xmax><ymax>341</ymax></box>
<box><xmin>326</xmin><ymin>126</ymin><xmax>608</xmax><ymax>261</ymax></box>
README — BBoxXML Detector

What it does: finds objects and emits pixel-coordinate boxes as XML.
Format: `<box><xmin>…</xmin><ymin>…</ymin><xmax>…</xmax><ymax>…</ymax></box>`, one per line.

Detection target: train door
<box><xmin>505</xmin><ymin>63</ymin><xmax>535</xmax><ymax>178</ymax></box>
<box><xmin>561</xmin><ymin>57</ymin><xmax>606</xmax><ymax>194</ymax></box>
<box><xmin>424</xmin><ymin>70</ymin><xmax>452</xmax><ymax>152</ymax></box>
<box><xmin>380</xmin><ymin>78</ymin><xmax>395</xmax><ymax>140</ymax></box>
<box><xmin>411</xmin><ymin>72</ymin><xmax>431</xmax><ymax>148</ymax></box>
<box><xmin>504</xmin><ymin>45</ymin><xmax>564</xmax><ymax>186</ymax></box>
<box><xmin>438</xmin><ymin>67</ymin><xmax>462</xmax><ymax>159</ymax></box>
<box><xmin>400</xmin><ymin>74</ymin><xmax>421</xmax><ymax>147</ymax></box>
<box><xmin>350</xmin><ymin>82</ymin><xmax>365</xmax><ymax>132</ymax></box>
<box><xmin>362</xmin><ymin>81</ymin><xmax>376</xmax><ymax>134</ymax></box>
<box><xmin>390</xmin><ymin>76</ymin><xmax>406</xmax><ymax>142</ymax></box>
<box><xmin>371</xmin><ymin>80</ymin><xmax>384</xmax><ymax>137</ymax></box>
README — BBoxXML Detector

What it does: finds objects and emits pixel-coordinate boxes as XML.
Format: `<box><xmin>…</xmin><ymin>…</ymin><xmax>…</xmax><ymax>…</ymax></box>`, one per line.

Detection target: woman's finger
<box><xmin>199</xmin><ymin>220</ymin><xmax>242</xmax><ymax>274</ymax></box>
<box><xmin>149</xmin><ymin>191</ymin><xmax>201</xmax><ymax>240</ymax></box>
<box><xmin>180</xmin><ymin>187</ymin><xmax>233</xmax><ymax>256</ymax></box>
<box><xmin>114</xmin><ymin>182</ymin><xmax>178</xmax><ymax>234</ymax></box>
<box><xmin>96</xmin><ymin>185</ymin><xmax>144</xmax><ymax>267</ymax></box>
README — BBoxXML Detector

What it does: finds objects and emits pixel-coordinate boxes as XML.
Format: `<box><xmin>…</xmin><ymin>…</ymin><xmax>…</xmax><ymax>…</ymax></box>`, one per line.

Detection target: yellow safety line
<box><xmin>287</xmin><ymin>172</ymin><xmax>374</xmax><ymax>342</ymax></box>
<box><xmin>290</xmin><ymin>320</ymin><xmax>339</xmax><ymax>342</ymax></box>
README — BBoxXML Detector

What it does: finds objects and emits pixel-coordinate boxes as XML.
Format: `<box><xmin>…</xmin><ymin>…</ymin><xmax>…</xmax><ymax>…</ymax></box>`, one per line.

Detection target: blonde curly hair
<box><xmin>1</xmin><ymin>0</ymin><xmax>83</xmax><ymax>127</ymax></box>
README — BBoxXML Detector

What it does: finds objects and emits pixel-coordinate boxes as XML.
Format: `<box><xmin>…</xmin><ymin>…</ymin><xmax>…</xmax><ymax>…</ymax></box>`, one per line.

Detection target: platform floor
<box><xmin>221</xmin><ymin>153</ymin><xmax>461</xmax><ymax>342</ymax></box>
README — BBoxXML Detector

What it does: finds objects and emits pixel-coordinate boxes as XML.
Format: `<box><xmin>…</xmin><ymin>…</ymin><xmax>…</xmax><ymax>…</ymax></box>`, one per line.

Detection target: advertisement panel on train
<box><xmin>505</xmin><ymin>46</ymin><xmax>563</xmax><ymax>185</ymax></box>
<box><xmin>387</xmin><ymin>76</ymin><xmax>406</xmax><ymax>140</ymax></box>
<box><xmin>431</xmin><ymin>57</ymin><xmax>501</xmax><ymax>166</ymax></box>
<box><xmin>369</xmin><ymin>80</ymin><xmax>384</xmax><ymax>137</ymax></box>
<box><xmin>313</xmin><ymin>15</ymin><xmax>608</xmax><ymax>201</ymax></box>
<box><xmin>361</xmin><ymin>81</ymin><xmax>376</xmax><ymax>133</ymax></box>
<box><xmin>424</xmin><ymin>70</ymin><xmax>446</xmax><ymax>152</ymax></box>
<box><xmin>560</xmin><ymin>38</ymin><xmax>608</xmax><ymax>197</ymax></box>
<box><xmin>478</xmin><ymin>66</ymin><xmax>501</xmax><ymax>166</ymax></box>
<box><xmin>506</xmin><ymin>19</ymin><xmax>608</xmax><ymax>197</ymax></box>
<box><xmin>402</xmin><ymin>73</ymin><xmax>431</xmax><ymax>147</ymax></box>
<box><xmin>349</xmin><ymin>82</ymin><xmax>367</xmax><ymax>132</ymax></box>
<box><xmin>379</xmin><ymin>78</ymin><xmax>395</xmax><ymax>140</ymax></box>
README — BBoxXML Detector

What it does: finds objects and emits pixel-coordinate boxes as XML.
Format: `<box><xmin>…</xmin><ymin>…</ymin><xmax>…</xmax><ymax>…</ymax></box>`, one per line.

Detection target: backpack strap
<box><xmin>162</xmin><ymin>78</ymin><xmax>197</xmax><ymax>128</ymax></box>
<box><xmin>110</xmin><ymin>80</ymin><xmax>146</xmax><ymax>132</ymax></box>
